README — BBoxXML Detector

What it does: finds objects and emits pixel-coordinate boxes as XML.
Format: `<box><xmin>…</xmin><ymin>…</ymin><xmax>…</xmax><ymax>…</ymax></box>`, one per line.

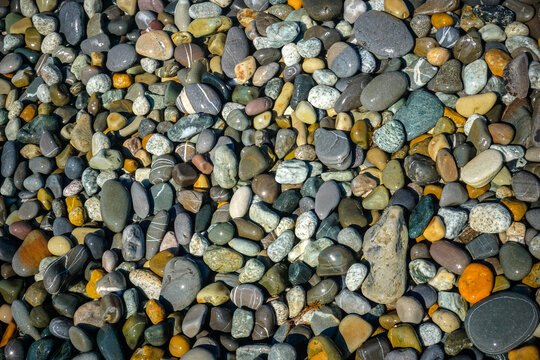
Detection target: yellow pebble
<box><xmin>48</xmin><ymin>236</ymin><xmax>73</xmax><ymax>256</ymax></box>
<box><xmin>294</xmin><ymin>101</ymin><xmax>317</xmax><ymax>125</ymax></box>
<box><xmin>65</xmin><ymin>195</ymin><xmax>83</xmax><ymax>212</ymax></box>
<box><xmin>146</xmin><ymin>299</ymin><xmax>167</xmax><ymax>325</ymax></box>
<box><xmin>423</xmin><ymin>216</ymin><xmax>445</xmax><ymax>242</ymax></box>
<box><xmin>86</xmin><ymin>269</ymin><xmax>106</xmax><ymax>299</ymax></box>
<box><xmin>69</xmin><ymin>206</ymin><xmax>87</xmax><ymax>226</ymax></box>
<box><xmin>37</xmin><ymin>188</ymin><xmax>53</xmax><ymax>211</ymax></box>
<box><xmin>455</xmin><ymin>92</ymin><xmax>497</xmax><ymax>117</ymax></box>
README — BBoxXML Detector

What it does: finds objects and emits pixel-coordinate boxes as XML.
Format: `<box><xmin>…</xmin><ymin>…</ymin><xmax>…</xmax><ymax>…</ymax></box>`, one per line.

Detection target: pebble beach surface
<box><xmin>1</xmin><ymin>0</ymin><xmax>540</xmax><ymax>359</ymax></box>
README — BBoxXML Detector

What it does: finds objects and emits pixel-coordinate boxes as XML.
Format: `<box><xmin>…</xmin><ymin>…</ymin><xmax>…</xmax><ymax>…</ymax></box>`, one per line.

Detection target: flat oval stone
<box><xmin>100</xmin><ymin>180</ymin><xmax>131</xmax><ymax>233</ymax></box>
<box><xmin>59</xmin><ymin>1</ymin><xmax>84</xmax><ymax>45</ymax></box>
<box><xmin>465</xmin><ymin>292</ymin><xmax>539</xmax><ymax>354</ymax></box>
<box><xmin>354</xmin><ymin>10</ymin><xmax>414</xmax><ymax>58</ymax></box>
<box><xmin>460</xmin><ymin>149</ymin><xmax>504</xmax><ymax>187</ymax></box>
<box><xmin>135</xmin><ymin>30</ymin><xmax>174</xmax><ymax>60</ymax></box>
<box><xmin>106</xmin><ymin>44</ymin><xmax>137</xmax><ymax>72</ymax></box>
<box><xmin>360</xmin><ymin>72</ymin><xmax>408</xmax><ymax>111</ymax></box>
<box><xmin>429</xmin><ymin>240</ymin><xmax>471</xmax><ymax>275</ymax></box>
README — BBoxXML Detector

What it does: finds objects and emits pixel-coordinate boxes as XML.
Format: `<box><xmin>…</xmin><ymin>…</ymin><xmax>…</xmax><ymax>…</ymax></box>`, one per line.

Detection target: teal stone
<box><xmin>100</xmin><ymin>180</ymin><xmax>132</xmax><ymax>233</ymax></box>
<box><xmin>195</xmin><ymin>203</ymin><xmax>213</xmax><ymax>233</ymax></box>
<box><xmin>288</xmin><ymin>261</ymin><xmax>313</xmax><ymax>286</ymax></box>
<box><xmin>393</xmin><ymin>90</ymin><xmax>444</xmax><ymax>141</ymax></box>
<box><xmin>273</xmin><ymin>190</ymin><xmax>301</xmax><ymax>213</ymax></box>
<box><xmin>167</xmin><ymin>113</ymin><xmax>214</xmax><ymax>142</ymax></box>
<box><xmin>301</xmin><ymin>177</ymin><xmax>324</xmax><ymax>198</ymax></box>
<box><xmin>123</xmin><ymin>288</ymin><xmax>139</xmax><ymax>318</ymax></box>
<box><xmin>232</xmin><ymin>86</ymin><xmax>260</xmax><ymax>105</ymax></box>
<box><xmin>97</xmin><ymin>324</ymin><xmax>124</xmax><ymax>360</ymax></box>
<box><xmin>409</xmin><ymin>195</ymin><xmax>435</xmax><ymax>238</ymax></box>
<box><xmin>26</xmin><ymin>338</ymin><xmax>55</xmax><ymax>360</ymax></box>
<box><xmin>49</xmin><ymin>341</ymin><xmax>74</xmax><ymax>360</ymax></box>
<box><xmin>17</xmin><ymin>115</ymin><xmax>59</xmax><ymax>144</ymax></box>
<box><xmin>14</xmin><ymin>48</ymin><xmax>40</xmax><ymax>65</ymax></box>
<box><xmin>164</xmin><ymin>81</ymin><xmax>182</xmax><ymax>106</ymax></box>
<box><xmin>150</xmin><ymin>183</ymin><xmax>174</xmax><ymax>213</ymax></box>
<box><xmin>264</xmin><ymin>78</ymin><xmax>283</xmax><ymax>100</ymax></box>
<box><xmin>144</xmin><ymin>322</ymin><xmax>170</xmax><ymax>347</ymax></box>
<box><xmin>208</xmin><ymin>222</ymin><xmax>235</xmax><ymax>245</ymax></box>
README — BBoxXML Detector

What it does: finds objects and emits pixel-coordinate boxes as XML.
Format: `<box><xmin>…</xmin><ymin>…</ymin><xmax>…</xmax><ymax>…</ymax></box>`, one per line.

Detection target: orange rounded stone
<box><xmin>485</xmin><ymin>49</ymin><xmax>512</xmax><ymax>77</ymax></box>
<box><xmin>501</xmin><ymin>198</ymin><xmax>527</xmax><ymax>221</ymax></box>
<box><xmin>142</xmin><ymin>134</ymin><xmax>153</xmax><ymax>150</ymax></box>
<box><xmin>123</xmin><ymin>159</ymin><xmax>139</xmax><ymax>173</ymax></box>
<box><xmin>424</xmin><ymin>185</ymin><xmax>442</xmax><ymax>199</ymax></box>
<box><xmin>428</xmin><ymin>303</ymin><xmax>439</xmax><ymax>317</ymax></box>
<box><xmin>65</xmin><ymin>195</ymin><xmax>83</xmax><ymax>212</ymax></box>
<box><xmin>467</xmin><ymin>183</ymin><xmax>490</xmax><ymax>198</ymax></box>
<box><xmin>444</xmin><ymin>107</ymin><xmax>466</xmax><ymax>127</ymax></box>
<box><xmin>410</xmin><ymin>134</ymin><xmax>431</xmax><ymax>147</ymax></box>
<box><xmin>431</xmin><ymin>13</ymin><xmax>454</xmax><ymax>29</ymax></box>
<box><xmin>20</xmin><ymin>104</ymin><xmax>37</xmax><ymax>122</ymax></box>
<box><xmin>522</xmin><ymin>263</ymin><xmax>540</xmax><ymax>288</ymax></box>
<box><xmin>86</xmin><ymin>269</ymin><xmax>106</xmax><ymax>299</ymax></box>
<box><xmin>0</xmin><ymin>322</ymin><xmax>17</xmax><ymax>347</ymax></box>
<box><xmin>112</xmin><ymin>73</ymin><xmax>133</xmax><ymax>89</ymax></box>
<box><xmin>458</xmin><ymin>263</ymin><xmax>494</xmax><ymax>304</ymax></box>
<box><xmin>427</xmin><ymin>47</ymin><xmax>451</xmax><ymax>66</ymax></box>
<box><xmin>169</xmin><ymin>335</ymin><xmax>191</xmax><ymax>358</ymax></box>
<box><xmin>146</xmin><ymin>299</ymin><xmax>167</xmax><ymax>324</ymax></box>
<box><xmin>288</xmin><ymin>0</ymin><xmax>302</xmax><ymax>9</ymax></box>
<box><xmin>508</xmin><ymin>345</ymin><xmax>540</xmax><ymax>360</ymax></box>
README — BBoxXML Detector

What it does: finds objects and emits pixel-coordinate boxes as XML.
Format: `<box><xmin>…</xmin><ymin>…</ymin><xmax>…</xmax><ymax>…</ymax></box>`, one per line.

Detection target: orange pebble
<box><xmin>410</xmin><ymin>134</ymin><xmax>431</xmax><ymax>147</ymax></box>
<box><xmin>123</xmin><ymin>159</ymin><xmax>139</xmax><ymax>173</ymax></box>
<box><xmin>427</xmin><ymin>47</ymin><xmax>451</xmax><ymax>66</ymax></box>
<box><xmin>86</xmin><ymin>269</ymin><xmax>106</xmax><ymax>299</ymax></box>
<box><xmin>502</xmin><ymin>198</ymin><xmax>528</xmax><ymax>221</ymax></box>
<box><xmin>141</xmin><ymin>134</ymin><xmax>153</xmax><ymax>150</ymax></box>
<box><xmin>194</xmin><ymin>174</ymin><xmax>211</xmax><ymax>191</ymax></box>
<box><xmin>458</xmin><ymin>263</ymin><xmax>494</xmax><ymax>304</ymax></box>
<box><xmin>431</xmin><ymin>13</ymin><xmax>454</xmax><ymax>29</ymax></box>
<box><xmin>428</xmin><ymin>303</ymin><xmax>439</xmax><ymax>317</ymax></box>
<box><xmin>112</xmin><ymin>73</ymin><xmax>133</xmax><ymax>89</ymax></box>
<box><xmin>485</xmin><ymin>49</ymin><xmax>512</xmax><ymax>77</ymax></box>
<box><xmin>444</xmin><ymin>107</ymin><xmax>466</xmax><ymax>127</ymax></box>
<box><xmin>424</xmin><ymin>185</ymin><xmax>442</xmax><ymax>199</ymax></box>
<box><xmin>509</xmin><ymin>345</ymin><xmax>540</xmax><ymax>360</ymax></box>
<box><xmin>169</xmin><ymin>335</ymin><xmax>191</xmax><ymax>358</ymax></box>
<box><xmin>0</xmin><ymin>322</ymin><xmax>17</xmax><ymax>347</ymax></box>
<box><xmin>146</xmin><ymin>299</ymin><xmax>167</xmax><ymax>324</ymax></box>
<box><xmin>20</xmin><ymin>104</ymin><xmax>37</xmax><ymax>122</ymax></box>
<box><xmin>467</xmin><ymin>183</ymin><xmax>490</xmax><ymax>198</ymax></box>
<box><xmin>288</xmin><ymin>0</ymin><xmax>302</xmax><ymax>9</ymax></box>
<box><xmin>522</xmin><ymin>263</ymin><xmax>540</xmax><ymax>288</ymax></box>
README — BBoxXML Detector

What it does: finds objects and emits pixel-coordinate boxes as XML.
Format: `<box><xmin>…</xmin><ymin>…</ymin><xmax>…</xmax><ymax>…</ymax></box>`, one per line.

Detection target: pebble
<box><xmin>0</xmin><ymin>1</ymin><xmax>537</xmax><ymax>359</ymax></box>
